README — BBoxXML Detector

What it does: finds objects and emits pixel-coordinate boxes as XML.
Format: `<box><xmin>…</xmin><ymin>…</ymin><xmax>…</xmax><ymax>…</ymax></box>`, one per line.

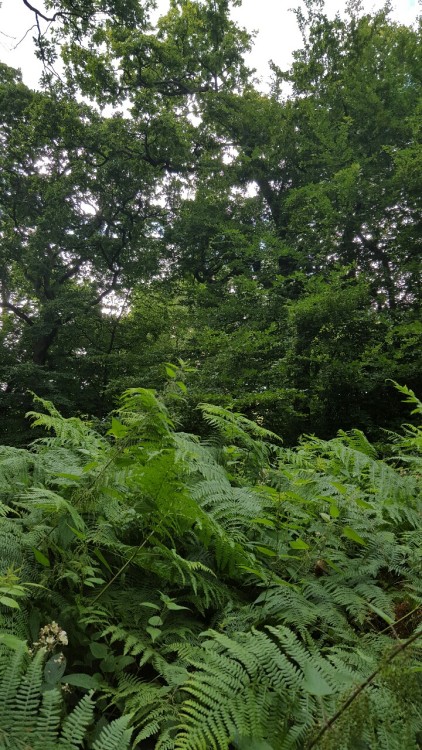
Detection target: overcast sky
<box><xmin>0</xmin><ymin>0</ymin><xmax>419</xmax><ymax>90</ymax></box>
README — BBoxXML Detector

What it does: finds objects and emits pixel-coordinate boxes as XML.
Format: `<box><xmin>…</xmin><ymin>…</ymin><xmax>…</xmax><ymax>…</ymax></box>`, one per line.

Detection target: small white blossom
<box><xmin>32</xmin><ymin>622</ymin><xmax>69</xmax><ymax>653</ymax></box>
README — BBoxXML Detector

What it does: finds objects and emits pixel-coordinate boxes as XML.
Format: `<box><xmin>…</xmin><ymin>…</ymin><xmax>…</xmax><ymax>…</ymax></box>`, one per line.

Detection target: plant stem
<box><xmin>307</xmin><ymin>626</ymin><xmax>422</xmax><ymax>749</ymax></box>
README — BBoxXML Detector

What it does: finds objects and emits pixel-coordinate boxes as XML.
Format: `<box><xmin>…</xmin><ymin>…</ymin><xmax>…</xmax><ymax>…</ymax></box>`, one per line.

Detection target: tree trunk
<box><xmin>32</xmin><ymin>328</ymin><xmax>60</xmax><ymax>366</ymax></box>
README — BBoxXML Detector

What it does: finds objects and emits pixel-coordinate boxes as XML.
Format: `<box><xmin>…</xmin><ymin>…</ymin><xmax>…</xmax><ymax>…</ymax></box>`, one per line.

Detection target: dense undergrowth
<box><xmin>0</xmin><ymin>380</ymin><xmax>421</xmax><ymax>749</ymax></box>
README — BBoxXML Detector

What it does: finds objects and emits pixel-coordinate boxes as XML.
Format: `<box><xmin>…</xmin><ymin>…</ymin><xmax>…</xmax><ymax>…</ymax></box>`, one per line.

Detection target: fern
<box><xmin>0</xmin><ymin>386</ymin><xmax>420</xmax><ymax>749</ymax></box>
<box><xmin>0</xmin><ymin>645</ymin><xmax>132</xmax><ymax>750</ymax></box>
<box><xmin>175</xmin><ymin>625</ymin><xmax>352</xmax><ymax>749</ymax></box>
<box><xmin>92</xmin><ymin>716</ymin><xmax>132</xmax><ymax>750</ymax></box>
<box><xmin>58</xmin><ymin>693</ymin><xmax>97</xmax><ymax>749</ymax></box>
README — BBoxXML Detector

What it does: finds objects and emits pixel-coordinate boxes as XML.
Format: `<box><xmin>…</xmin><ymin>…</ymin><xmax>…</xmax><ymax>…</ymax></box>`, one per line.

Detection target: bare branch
<box><xmin>14</xmin><ymin>24</ymin><xmax>38</xmax><ymax>50</ymax></box>
<box><xmin>0</xmin><ymin>30</ymin><xmax>16</xmax><ymax>40</ymax></box>
<box><xmin>58</xmin><ymin>261</ymin><xmax>83</xmax><ymax>285</ymax></box>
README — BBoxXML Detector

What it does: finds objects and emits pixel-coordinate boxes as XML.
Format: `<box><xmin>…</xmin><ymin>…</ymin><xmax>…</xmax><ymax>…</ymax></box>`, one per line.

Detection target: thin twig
<box><xmin>90</xmin><ymin>528</ymin><xmax>157</xmax><ymax>606</ymax></box>
<box><xmin>307</xmin><ymin>626</ymin><xmax>422</xmax><ymax>749</ymax></box>
<box><xmin>377</xmin><ymin>604</ymin><xmax>421</xmax><ymax>637</ymax></box>
<box><xmin>14</xmin><ymin>24</ymin><xmax>37</xmax><ymax>49</ymax></box>
<box><xmin>90</xmin><ymin>469</ymin><xmax>171</xmax><ymax>605</ymax></box>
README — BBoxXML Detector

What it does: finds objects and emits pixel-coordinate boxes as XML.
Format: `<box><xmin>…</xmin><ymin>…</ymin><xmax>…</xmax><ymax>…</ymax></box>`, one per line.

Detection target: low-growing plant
<box><xmin>0</xmin><ymin>383</ymin><xmax>420</xmax><ymax>748</ymax></box>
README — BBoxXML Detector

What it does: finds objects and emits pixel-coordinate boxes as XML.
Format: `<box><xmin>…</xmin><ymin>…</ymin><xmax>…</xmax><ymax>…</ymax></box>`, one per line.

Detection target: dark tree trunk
<box><xmin>32</xmin><ymin>328</ymin><xmax>59</xmax><ymax>366</ymax></box>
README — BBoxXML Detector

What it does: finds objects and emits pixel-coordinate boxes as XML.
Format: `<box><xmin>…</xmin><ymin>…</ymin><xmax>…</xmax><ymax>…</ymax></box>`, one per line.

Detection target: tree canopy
<box><xmin>0</xmin><ymin>1</ymin><xmax>421</xmax><ymax>446</ymax></box>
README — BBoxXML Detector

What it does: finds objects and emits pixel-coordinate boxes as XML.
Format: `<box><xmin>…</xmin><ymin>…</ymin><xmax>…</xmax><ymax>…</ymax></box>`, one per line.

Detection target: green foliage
<box><xmin>0</xmin><ymin>382</ymin><xmax>420</xmax><ymax>748</ymax></box>
<box><xmin>0</xmin><ymin>645</ymin><xmax>132</xmax><ymax>749</ymax></box>
<box><xmin>2</xmin><ymin>1</ymin><xmax>421</xmax><ymax>444</ymax></box>
<box><xmin>1</xmin><ymin>0</ymin><xmax>422</xmax><ymax>745</ymax></box>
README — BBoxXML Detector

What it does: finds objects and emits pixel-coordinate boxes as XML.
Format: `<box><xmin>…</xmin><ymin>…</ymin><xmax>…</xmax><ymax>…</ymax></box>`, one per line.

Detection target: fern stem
<box><xmin>307</xmin><ymin>626</ymin><xmax>422</xmax><ymax>749</ymax></box>
<box><xmin>377</xmin><ymin>604</ymin><xmax>421</xmax><ymax>637</ymax></box>
<box><xmin>89</xmin><ymin>527</ymin><xmax>157</xmax><ymax>605</ymax></box>
<box><xmin>90</xmin><ymin>471</ymin><xmax>172</xmax><ymax>605</ymax></box>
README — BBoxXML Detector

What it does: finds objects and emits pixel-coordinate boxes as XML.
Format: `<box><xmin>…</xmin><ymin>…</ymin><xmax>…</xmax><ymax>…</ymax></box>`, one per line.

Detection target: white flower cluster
<box><xmin>32</xmin><ymin>621</ymin><xmax>68</xmax><ymax>653</ymax></box>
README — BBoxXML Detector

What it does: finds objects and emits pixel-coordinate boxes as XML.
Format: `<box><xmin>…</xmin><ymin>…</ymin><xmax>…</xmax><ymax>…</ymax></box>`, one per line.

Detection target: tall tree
<box><xmin>0</xmin><ymin>1</ymin><xmax>252</xmax><ymax>442</ymax></box>
<box><xmin>161</xmin><ymin>5</ymin><xmax>422</xmax><ymax>438</ymax></box>
<box><xmin>1</xmin><ymin>2</ymin><xmax>421</xmax><ymax>444</ymax></box>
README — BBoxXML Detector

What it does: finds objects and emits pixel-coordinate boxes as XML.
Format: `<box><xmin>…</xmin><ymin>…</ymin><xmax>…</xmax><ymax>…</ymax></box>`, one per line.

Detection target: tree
<box><xmin>0</xmin><ymin>1</ymin><xmax>252</xmax><ymax>442</ymax></box>
<box><xmin>1</xmin><ymin>2</ymin><xmax>421</xmax><ymax>445</ymax></box>
<box><xmin>164</xmin><ymin>5</ymin><xmax>422</xmax><ymax>438</ymax></box>
<box><xmin>204</xmin><ymin>7</ymin><xmax>421</xmax><ymax>305</ymax></box>
<box><xmin>0</xmin><ymin>64</ymin><xmax>167</xmax><ymax>439</ymax></box>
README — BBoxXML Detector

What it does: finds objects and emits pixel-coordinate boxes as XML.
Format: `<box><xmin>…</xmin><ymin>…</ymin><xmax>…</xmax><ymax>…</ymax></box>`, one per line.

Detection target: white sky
<box><xmin>0</xmin><ymin>0</ymin><xmax>419</xmax><ymax>90</ymax></box>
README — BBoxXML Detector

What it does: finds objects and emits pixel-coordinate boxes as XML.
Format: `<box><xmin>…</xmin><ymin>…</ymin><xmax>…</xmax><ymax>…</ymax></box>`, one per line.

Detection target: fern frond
<box><xmin>92</xmin><ymin>716</ymin><xmax>132</xmax><ymax>750</ymax></box>
<box><xmin>33</xmin><ymin>687</ymin><xmax>62</xmax><ymax>749</ymax></box>
<box><xmin>337</xmin><ymin>428</ymin><xmax>378</xmax><ymax>458</ymax></box>
<box><xmin>58</xmin><ymin>693</ymin><xmax>95</xmax><ymax>749</ymax></box>
<box><xmin>13</xmin><ymin>646</ymin><xmax>44</xmax><ymax>731</ymax></box>
<box><xmin>391</xmin><ymin>382</ymin><xmax>422</xmax><ymax>416</ymax></box>
<box><xmin>175</xmin><ymin>625</ymin><xmax>354</xmax><ymax>749</ymax></box>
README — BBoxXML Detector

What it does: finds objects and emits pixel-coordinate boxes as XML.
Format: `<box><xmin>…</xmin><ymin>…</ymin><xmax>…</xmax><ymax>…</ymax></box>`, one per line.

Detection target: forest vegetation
<box><xmin>0</xmin><ymin>0</ymin><xmax>421</xmax><ymax>747</ymax></box>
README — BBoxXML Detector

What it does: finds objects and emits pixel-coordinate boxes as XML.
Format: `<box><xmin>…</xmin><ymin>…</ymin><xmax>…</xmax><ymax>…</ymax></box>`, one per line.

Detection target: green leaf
<box><xmin>0</xmin><ymin>596</ymin><xmax>20</xmax><ymax>609</ymax></box>
<box><xmin>329</xmin><ymin>504</ymin><xmax>340</xmax><ymax>518</ymax></box>
<box><xmin>148</xmin><ymin>616</ymin><xmax>163</xmax><ymax>627</ymax></box>
<box><xmin>256</xmin><ymin>546</ymin><xmax>277</xmax><ymax>557</ymax></box>
<box><xmin>146</xmin><ymin>627</ymin><xmax>161</xmax><ymax>642</ymax></box>
<box><xmin>140</xmin><ymin>601</ymin><xmax>160</xmax><ymax>610</ymax></box>
<box><xmin>302</xmin><ymin>664</ymin><xmax>333</xmax><ymax>696</ymax></box>
<box><xmin>68</xmin><ymin>526</ymin><xmax>86</xmax><ymax>540</ymax></box>
<box><xmin>355</xmin><ymin>498</ymin><xmax>373</xmax><ymax>509</ymax></box>
<box><xmin>100</xmin><ymin>655</ymin><xmax>117</xmax><ymax>673</ymax></box>
<box><xmin>290</xmin><ymin>538</ymin><xmax>310</xmax><ymax>550</ymax></box>
<box><xmin>165</xmin><ymin>601</ymin><xmax>190</xmax><ymax>611</ymax></box>
<box><xmin>0</xmin><ymin>633</ymin><xmax>27</xmax><ymax>650</ymax></box>
<box><xmin>342</xmin><ymin>526</ymin><xmax>367</xmax><ymax>546</ymax></box>
<box><xmin>238</xmin><ymin>566</ymin><xmax>267</xmax><ymax>578</ymax></box>
<box><xmin>331</xmin><ymin>482</ymin><xmax>347</xmax><ymax>495</ymax></box>
<box><xmin>93</xmin><ymin>548</ymin><xmax>112</xmax><ymax>572</ymax></box>
<box><xmin>107</xmin><ymin>417</ymin><xmax>128</xmax><ymax>439</ymax></box>
<box><xmin>0</xmin><ymin>584</ymin><xmax>26</xmax><ymax>598</ymax></box>
<box><xmin>84</xmin><ymin>578</ymin><xmax>105</xmax><ymax>586</ymax></box>
<box><xmin>33</xmin><ymin>548</ymin><xmax>50</xmax><ymax>567</ymax></box>
<box><xmin>324</xmin><ymin>558</ymin><xmax>342</xmax><ymax>573</ymax></box>
<box><xmin>44</xmin><ymin>654</ymin><xmax>67</xmax><ymax>686</ymax></box>
<box><xmin>114</xmin><ymin>655</ymin><xmax>135</xmax><ymax>670</ymax></box>
<box><xmin>62</xmin><ymin>673</ymin><xmax>102</xmax><ymax>690</ymax></box>
<box><xmin>90</xmin><ymin>642</ymin><xmax>109</xmax><ymax>659</ymax></box>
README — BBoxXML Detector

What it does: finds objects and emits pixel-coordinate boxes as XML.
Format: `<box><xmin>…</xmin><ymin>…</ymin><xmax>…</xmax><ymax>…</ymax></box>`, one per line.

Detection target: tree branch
<box><xmin>22</xmin><ymin>0</ymin><xmax>65</xmax><ymax>23</ymax></box>
<box><xmin>58</xmin><ymin>260</ymin><xmax>83</xmax><ymax>285</ymax></box>
<box><xmin>0</xmin><ymin>301</ymin><xmax>34</xmax><ymax>326</ymax></box>
<box><xmin>13</xmin><ymin>24</ymin><xmax>37</xmax><ymax>49</ymax></box>
<box><xmin>90</xmin><ymin>269</ymin><xmax>120</xmax><ymax>307</ymax></box>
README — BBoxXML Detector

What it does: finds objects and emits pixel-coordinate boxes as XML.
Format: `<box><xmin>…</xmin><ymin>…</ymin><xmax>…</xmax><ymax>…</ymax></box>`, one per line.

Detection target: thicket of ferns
<box><xmin>0</xmin><ymin>376</ymin><xmax>420</xmax><ymax>749</ymax></box>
